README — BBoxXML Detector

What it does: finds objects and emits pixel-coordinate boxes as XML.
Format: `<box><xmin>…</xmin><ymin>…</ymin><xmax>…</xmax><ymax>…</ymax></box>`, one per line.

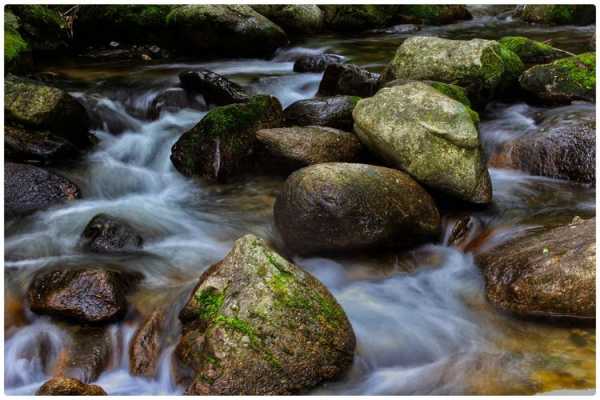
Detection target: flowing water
<box><xmin>4</xmin><ymin>8</ymin><xmax>596</xmax><ymax>395</ymax></box>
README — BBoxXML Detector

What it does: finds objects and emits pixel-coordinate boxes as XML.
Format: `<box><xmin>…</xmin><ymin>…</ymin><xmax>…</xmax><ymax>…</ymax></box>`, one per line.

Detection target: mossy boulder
<box><xmin>284</xmin><ymin>96</ymin><xmax>359</xmax><ymax>131</ymax></box>
<box><xmin>383</xmin><ymin>36</ymin><xmax>524</xmax><ymax>107</ymax></box>
<box><xmin>166</xmin><ymin>5</ymin><xmax>288</xmax><ymax>58</ymax></box>
<box><xmin>517</xmin><ymin>5</ymin><xmax>595</xmax><ymax>26</ymax></box>
<box><xmin>476</xmin><ymin>216</ymin><xmax>595</xmax><ymax>320</ymax></box>
<box><xmin>274</xmin><ymin>163</ymin><xmax>441</xmax><ymax>255</ymax></box>
<box><xmin>319</xmin><ymin>5</ymin><xmax>391</xmax><ymax>31</ymax></box>
<box><xmin>353</xmin><ymin>82</ymin><xmax>492</xmax><ymax>204</ymax></box>
<box><xmin>4</xmin><ymin>11</ymin><xmax>30</xmax><ymax>73</ymax></box>
<box><xmin>519</xmin><ymin>52</ymin><xmax>596</xmax><ymax>104</ymax></box>
<box><xmin>398</xmin><ymin>5</ymin><xmax>472</xmax><ymax>25</ymax></box>
<box><xmin>8</xmin><ymin>5</ymin><xmax>69</xmax><ymax>53</ymax></box>
<box><xmin>251</xmin><ymin>5</ymin><xmax>323</xmax><ymax>35</ymax></box>
<box><xmin>489</xmin><ymin>107</ymin><xmax>595</xmax><ymax>184</ymax></box>
<box><xmin>175</xmin><ymin>234</ymin><xmax>355</xmax><ymax>395</ymax></box>
<box><xmin>499</xmin><ymin>36</ymin><xmax>573</xmax><ymax>66</ymax></box>
<box><xmin>170</xmin><ymin>95</ymin><xmax>283</xmax><ymax>182</ymax></box>
<box><xmin>36</xmin><ymin>378</ymin><xmax>106</xmax><ymax>395</ymax></box>
<box><xmin>317</xmin><ymin>63</ymin><xmax>380</xmax><ymax>97</ymax></box>
<box><xmin>256</xmin><ymin>126</ymin><xmax>363</xmax><ymax>173</ymax></box>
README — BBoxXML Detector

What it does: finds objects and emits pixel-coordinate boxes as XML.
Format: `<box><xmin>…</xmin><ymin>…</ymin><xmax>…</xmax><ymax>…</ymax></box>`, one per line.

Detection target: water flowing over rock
<box><xmin>489</xmin><ymin>108</ymin><xmax>595</xmax><ymax>184</ymax></box>
<box><xmin>28</xmin><ymin>267</ymin><xmax>136</xmax><ymax>324</ymax></box>
<box><xmin>476</xmin><ymin>217</ymin><xmax>596</xmax><ymax>320</ymax></box>
<box><xmin>170</xmin><ymin>95</ymin><xmax>283</xmax><ymax>182</ymax></box>
<box><xmin>130</xmin><ymin>311</ymin><xmax>164</xmax><ymax>377</ymax></box>
<box><xmin>516</xmin><ymin>5</ymin><xmax>595</xmax><ymax>25</ymax></box>
<box><xmin>498</xmin><ymin>36</ymin><xmax>573</xmax><ymax>66</ymax></box>
<box><xmin>175</xmin><ymin>234</ymin><xmax>355</xmax><ymax>395</ymax></box>
<box><xmin>251</xmin><ymin>5</ymin><xmax>323</xmax><ymax>35</ymax></box>
<box><xmin>519</xmin><ymin>52</ymin><xmax>596</xmax><ymax>104</ymax></box>
<box><xmin>317</xmin><ymin>63</ymin><xmax>380</xmax><ymax>97</ymax></box>
<box><xmin>283</xmin><ymin>96</ymin><xmax>359</xmax><ymax>131</ymax></box>
<box><xmin>166</xmin><ymin>5</ymin><xmax>288</xmax><ymax>58</ymax></box>
<box><xmin>80</xmin><ymin>214</ymin><xmax>144</xmax><ymax>253</ymax></box>
<box><xmin>36</xmin><ymin>377</ymin><xmax>107</xmax><ymax>395</ymax></box>
<box><xmin>293</xmin><ymin>54</ymin><xmax>345</xmax><ymax>73</ymax></box>
<box><xmin>148</xmin><ymin>88</ymin><xmax>207</xmax><ymax>120</ymax></box>
<box><xmin>5</xmin><ymin>162</ymin><xmax>80</xmax><ymax>217</ymax></box>
<box><xmin>353</xmin><ymin>82</ymin><xmax>492</xmax><ymax>204</ymax></box>
<box><xmin>274</xmin><ymin>163</ymin><xmax>441</xmax><ymax>255</ymax></box>
<box><xmin>179</xmin><ymin>69</ymin><xmax>249</xmax><ymax>106</ymax></box>
<box><xmin>256</xmin><ymin>126</ymin><xmax>363</xmax><ymax>172</ymax></box>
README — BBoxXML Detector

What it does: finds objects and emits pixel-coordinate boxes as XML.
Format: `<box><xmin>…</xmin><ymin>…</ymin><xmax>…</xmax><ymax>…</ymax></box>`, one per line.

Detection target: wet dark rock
<box><xmin>476</xmin><ymin>217</ymin><xmax>595</xmax><ymax>320</ymax></box>
<box><xmin>36</xmin><ymin>377</ymin><xmax>106</xmax><ymax>395</ymax></box>
<box><xmin>170</xmin><ymin>95</ymin><xmax>283</xmax><ymax>182</ymax></box>
<box><xmin>516</xmin><ymin>5</ymin><xmax>595</xmax><ymax>25</ymax></box>
<box><xmin>5</xmin><ymin>162</ymin><xmax>80</xmax><ymax>217</ymax></box>
<box><xmin>445</xmin><ymin>215</ymin><xmax>486</xmax><ymax>252</ymax></box>
<box><xmin>5</xmin><ymin>125</ymin><xmax>79</xmax><ymax>165</ymax></box>
<box><xmin>130</xmin><ymin>310</ymin><xmax>164</xmax><ymax>377</ymax></box>
<box><xmin>489</xmin><ymin>108</ymin><xmax>595</xmax><ymax>184</ymax></box>
<box><xmin>175</xmin><ymin>234</ymin><xmax>355</xmax><ymax>395</ymax></box>
<box><xmin>80</xmin><ymin>214</ymin><xmax>144</xmax><ymax>253</ymax></box>
<box><xmin>293</xmin><ymin>54</ymin><xmax>345</xmax><ymax>73</ymax></box>
<box><xmin>28</xmin><ymin>267</ymin><xmax>136</xmax><ymax>323</ymax></box>
<box><xmin>251</xmin><ymin>5</ymin><xmax>323</xmax><ymax>35</ymax></box>
<box><xmin>317</xmin><ymin>63</ymin><xmax>380</xmax><ymax>97</ymax></box>
<box><xmin>283</xmin><ymin>95</ymin><xmax>359</xmax><ymax>131</ymax></box>
<box><xmin>256</xmin><ymin>126</ymin><xmax>363</xmax><ymax>172</ymax></box>
<box><xmin>274</xmin><ymin>163</ymin><xmax>441</xmax><ymax>255</ymax></box>
<box><xmin>179</xmin><ymin>69</ymin><xmax>249</xmax><ymax>106</ymax></box>
<box><xmin>148</xmin><ymin>88</ymin><xmax>207</xmax><ymax>120</ymax></box>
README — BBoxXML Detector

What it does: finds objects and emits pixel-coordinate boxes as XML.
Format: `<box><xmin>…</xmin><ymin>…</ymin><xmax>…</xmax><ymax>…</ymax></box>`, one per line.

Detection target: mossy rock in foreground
<box><xmin>519</xmin><ymin>52</ymin><xmax>596</xmax><ymax>104</ymax></box>
<box><xmin>175</xmin><ymin>234</ymin><xmax>356</xmax><ymax>395</ymax></box>
<box><xmin>499</xmin><ymin>36</ymin><xmax>573</xmax><ymax>65</ymax></box>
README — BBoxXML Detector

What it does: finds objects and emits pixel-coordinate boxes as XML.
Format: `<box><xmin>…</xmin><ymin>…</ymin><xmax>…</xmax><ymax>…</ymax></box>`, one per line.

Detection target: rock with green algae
<box><xmin>383</xmin><ymin>36</ymin><xmax>523</xmax><ymax>107</ymax></box>
<box><xmin>519</xmin><ymin>52</ymin><xmax>596</xmax><ymax>104</ymax></box>
<box><xmin>166</xmin><ymin>5</ymin><xmax>288</xmax><ymax>58</ymax></box>
<box><xmin>353</xmin><ymin>82</ymin><xmax>492</xmax><ymax>204</ymax></box>
<box><xmin>175</xmin><ymin>234</ymin><xmax>355</xmax><ymax>395</ymax></box>
<box><xmin>499</xmin><ymin>36</ymin><xmax>573</xmax><ymax>65</ymax></box>
<box><xmin>4</xmin><ymin>11</ymin><xmax>30</xmax><ymax>72</ymax></box>
<box><xmin>274</xmin><ymin>163</ymin><xmax>441</xmax><ymax>255</ymax></box>
<box><xmin>516</xmin><ymin>5</ymin><xmax>595</xmax><ymax>26</ymax></box>
<box><xmin>476</xmin><ymin>216</ymin><xmax>596</xmax><ymax>320</ymax></box>
<box><xmin>398</xmin><ymin>5</ymin><xmax>472</xmax><ymax>25</ymax></box>
<box><xmin>36</xmin><ymin>377</ymin><xmax>106</xmax><ymax>395</ymax></box>
<box><xmin>8</xmin><ymin>5</ymin><xmax>68</xmax><ymax>53</ymax></box>
<box><xmin>170</xmin><ymin>95</ymin><xmax>283</xmax><ymax>182</ymax></box>
<box><xmin>251</xmin><ymin>5</ymin><xmax>323</xmax><ymax>35</ymax></box>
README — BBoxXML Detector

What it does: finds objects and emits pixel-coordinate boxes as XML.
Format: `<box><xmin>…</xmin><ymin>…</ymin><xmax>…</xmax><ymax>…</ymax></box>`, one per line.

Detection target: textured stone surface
<box><xmin>284</xmin><ymin>96</ymin><xmax>359</xmax><ymax>131</ymax></box>
<box><xmin>80</xmin><ymin>214</ymin><xmax>144</xmax><ymax>253</ymax></box>
<box><xmin>36</xmin><ymin>377</ymin><xmax>106</xmax><ymax>395</ymax></box>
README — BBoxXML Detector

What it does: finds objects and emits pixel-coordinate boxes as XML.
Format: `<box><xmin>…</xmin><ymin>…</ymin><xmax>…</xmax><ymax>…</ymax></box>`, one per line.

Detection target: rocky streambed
<box><xmin>4</xmin><ymin>4</ymin><xmax>596</xmax><ymax>396</ymax></box>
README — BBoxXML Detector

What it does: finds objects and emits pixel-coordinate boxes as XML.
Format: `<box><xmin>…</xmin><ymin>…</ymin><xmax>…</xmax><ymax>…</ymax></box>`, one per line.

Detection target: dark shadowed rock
<box><xmin>283</xmin><ymin>96</ymin><xmax>359</xmax><ymax>131</ymax></box>
<box><xmin>516</xmin><ymin>5</ymin><xmax>595</xmax><ymax>25</ymax></box>
<box><xmin>5</xmin><ymin>162</ymin><xmax>80</xmax><ymax>217</ymax></box>
<box><xmin>170</xmin><ymin>95</ymin><xmax>283</xmax><ymax>182</ymax></box>
<box><xmin>130</xmin><ymin>310</ymin><xmax>164</xmax><ymax>377</ymax></box>
<box><xmin>28</xmin><ymin>267</ymin><xmax>136</xmax><ymax>323</ymax></box>
<box><xmin>36</xmin><ymin>377</ymin><xmax>106</xmax><ymax>395</ymax></box>
<box><xmin>476</xmin><ymin>217</ymin><xmax>595</xmax><ymax>320</ymax></box>
<box><xmin>489</xmin><ymin>108</ymin><xmax>595</xmax><ymax>184</ymax></box>
<box><xmin>5</xmin><ymin>125</ymin><xmax>79</xmax><ymax>165</ymax></box>
<box><xmin>293</xmin><ymin>54</ymin><xmax>345</xmax><ymax>73</ymax></box>
<box><xmin>317</xmin><ymin>63</ymin><xmax>380</xmax><ymax>97</ymax></box>
<box><xmin>274</xmin><ymin>163</ymin><xmax>441</xmax><ymax>255</ymax></box>
<box><xmin>175</xmin><ymin>234</ymin><xmax>355</xmax><ymax>394</ymax></box>
<box><xmin>80</xmin><ymin>214</ymin><xmax>144</xmax><ymax>253</ymax></box>
<box><xmin>179</xmin><ymin>69</ymin><xmax>249</xmax><ymax>106</ymax></box>
<box><xmin>251</xmin><ymin>5</ymin><xmax>323</xmax><ymax>35</ymax></box>
<box><xmin>148</xmin><ymin>88</ymin><xmax>207</xmax><ymax>120</ymax></box>
<box><xmin>256</xmin><ymin>126</ymin><xmax>363</xmax><ymax>172</ymax></box>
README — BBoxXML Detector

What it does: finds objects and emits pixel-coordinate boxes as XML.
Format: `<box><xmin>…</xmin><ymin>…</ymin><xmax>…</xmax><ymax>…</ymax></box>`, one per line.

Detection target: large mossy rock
<box><xmin>5</xmin><ymin>75</ymin><xmax>92</xmax><ymax>148</ymax></box>
<box><xmin>517</xmin><ymin>5</ymin><xmax>595</xmax><ymax>26</ymax></box>
<box><xmin>251</xmin><ymin>5</ymin><xmax>323</xmax><ymax>35</ymax></box>
<box><xmin>490</xmin><ymin>107</ymin><xmax>595</xmax><ymax>184</ymax></box>
<box><xmin>8</xmin><ymin>5</ymin><xmax>69</xmax><ymax>53</ymax></box>
<box><xmin>519</xmin><ymin>52</ymin><xmax>596</xmax><ymax>104</ymax></box>
<box><xmin>383</xmin><ymin>36</ymin><xmax>524</xmax><ymax>107</ymax></box>
<box><xmin>319</xmin><ymin>5</ymin><xmax>392</xmax><ymax>32</ymax></box>
<box><xmin>5</xmin><ymin>162</ymin><xmax>80</xmax><ymax>217</ymax></box>
<box><xmin>353</xmin><ymin>82</ymin><xmax>492</xmax><ymax>204</ymax></box>
<box><xmin>166</xmin><ymin>5</ymin><xmax>288</xmax><ymax>58</ymax></box>
<box><xmin>498</xmin><ymin>36</ymin><xmax>573</xmax><ymax>66</ymax></box>
<box><xmin>381</xmin><ymin>79</ymin><xmax>475</xmax><ymax>110</ymax></box>
<box><xmin>36</xmin><ymin>378</ymin><xmax>106</xmax><ymax>396</ymax></box>
<box><xmin>4</xmin><ymin>11</ymin><xmax>30</xmax><ymax>73</ymax></box>
<box><xmin>175</xmin><ymin>234</ymin><xmax>355</xmax><ymax>395</ymax></box>
<box><xmin>283</xmin><ymin>96</ymin><xmax>359</xmax><ymax>131</ymax></box>
<box><xmin>274</xmin><ymin>163</ymin><xmax>441</xmax><ymax>255</ymax></box>
<box><xmin>476</xmin><ymin>217</ymin><xmax>595</xmax><ymax>320</ymax></box>
<box><xmin>170</xmin><ymin>95</ymin><xmax>283</xmax><ymax>182</ymax></box>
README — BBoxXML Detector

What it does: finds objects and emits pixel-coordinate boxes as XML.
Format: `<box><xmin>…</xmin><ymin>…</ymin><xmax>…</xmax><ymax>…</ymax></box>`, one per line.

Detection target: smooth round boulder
<box><xmin>353</xmin><ymin>82</ymin><xmax>492</xmax><ymax>204</ymax></box>
<box><xmin>179</xmin><ymin>69</ymin><xmax>249</xmax><ymax>106</ymax></box>
<box><xmin>283</xmin><ymin>95</ymin><xmax>359</xmax><ymax>131</ymax></box>
<box><xmin>5</xmin><ymin>162</ymin><xmax>80</xmax><ymax>217</ymax></box>
<box><xmin>256</xmin><ymin>126</ymin><xmax>363</xmax><ymax>171</ymax></box>
<box><xmin>251</xmin><ymin>5</ymin><xmax>323</xmax><ymax>34</ymax></box>
<box><xmin>498</xmin><ymin>36</ymin><xmax>573</xmax><ymax>66</ymax></box>
<box><xmin>317</xmin><ymin>63</ymin><xmax>380</xmax><ymax>97</ymax></box>
<box><xmin>80</xmin><ymin>214</ymin><xmax>144</xmax><ymax>253</ymax></box>
<box><xmin>36</xmin><ymin>377</ymin><xmax>106</xmax><ymax>396</ymax></box>
<box><xmin>175</xmin><ymin>234</ymin><xmax>355</xmax><ymax>395</ymax></box>
<box><xmin>274</xmin><ymin>163</ymin><xmax>441</xmax><ymax>255</ymax></box>
<box><xmin>476</xmin><ymin>217</ymin><xmax>595</xmax><ymax>320</ymax></box>
<box><xmin>519</xmin><ymin>52</ymin><xmax>595</xmax><ymax>104</ymax></box>
<box><xmin>293</xmin><ymin>54</ymin><xmax>345</xmax><ymax>73</ymax></box>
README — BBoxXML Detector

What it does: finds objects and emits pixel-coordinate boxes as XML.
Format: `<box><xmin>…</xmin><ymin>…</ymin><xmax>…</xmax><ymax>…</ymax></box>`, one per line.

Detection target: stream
<box><xmin>4</xmin><ymin>6</ymin><xmax>596</xmax><ymax>395</ymax></box>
